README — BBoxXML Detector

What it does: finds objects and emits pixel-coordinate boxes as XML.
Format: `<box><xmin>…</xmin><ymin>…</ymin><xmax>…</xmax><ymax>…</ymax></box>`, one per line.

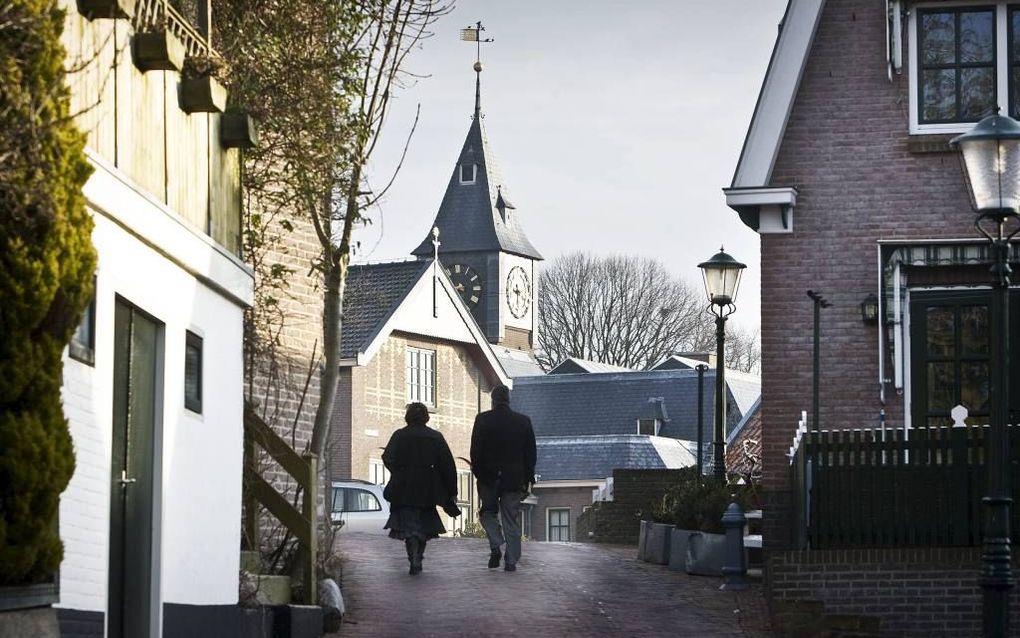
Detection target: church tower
<box><xmin>412</xmin><ymin>30</ymin><xmax>542</xmax><ymax>351</ymax></box>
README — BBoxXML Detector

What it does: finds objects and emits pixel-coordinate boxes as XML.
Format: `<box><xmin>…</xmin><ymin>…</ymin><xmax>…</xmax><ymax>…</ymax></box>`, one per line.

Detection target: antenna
<box><xmin>460</xmin><ymin>21</ymin><xmax>494</xmax><ymax>118</ymax></box>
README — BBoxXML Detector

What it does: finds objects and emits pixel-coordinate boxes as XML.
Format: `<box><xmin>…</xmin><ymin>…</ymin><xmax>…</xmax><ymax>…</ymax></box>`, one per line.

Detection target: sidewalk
<box><xmin>330</xmin><ymin>533</ymin><xmax>772</xmax><ymax>637</ymax></box>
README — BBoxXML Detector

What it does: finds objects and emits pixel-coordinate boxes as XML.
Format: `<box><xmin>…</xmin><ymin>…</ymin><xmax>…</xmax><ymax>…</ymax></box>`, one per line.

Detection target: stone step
<box><xmin>240</xmin><ymin>550</ymin><xmax>261</xmax><ymax>573</ymax></box>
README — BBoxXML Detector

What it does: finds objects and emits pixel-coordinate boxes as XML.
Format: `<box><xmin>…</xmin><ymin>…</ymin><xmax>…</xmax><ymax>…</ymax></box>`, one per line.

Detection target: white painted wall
<box><xmin>58</xmin><ymin>159</ymin><xmax>251</xmax><ymax>622</ymax></box>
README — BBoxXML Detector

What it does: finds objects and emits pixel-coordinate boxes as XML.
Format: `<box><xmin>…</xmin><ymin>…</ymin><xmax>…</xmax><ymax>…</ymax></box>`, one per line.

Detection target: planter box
<box><xmin>180</xmin><ymin>75</ymin><xmax>228</xmax><ymax>114</ymax></box>
<box><xmin>133</xmin><ymin>31</ymin><xmax>186</xmax><ymax>72</ymax></box>
<box><xmin>221</xmin><ymin>111</ymin><xmax>259</xmax><ymax>149</ymax></box>
<box><xmin>685</xmin><ymin>531</ymin><xmax>726</xmax><ymax>576</ymax></box>
<box><xmin>77</xmin><ymin>0</ymin><xmax>134</xmax><ymax>20</ymax></box>
<box><xmin>0</xmin><ymin>583</ymin><xmax>58</xmax><ymax>612</ymax></box>
<box><xmin>643</xmin><ymin>523</ymin><xmax>672</xmax><ymax>565</ymax></box>
<box><xmin>668</xmin><ymin>528</ymin><xmax>697</xmax><ymax>572</ymax></box>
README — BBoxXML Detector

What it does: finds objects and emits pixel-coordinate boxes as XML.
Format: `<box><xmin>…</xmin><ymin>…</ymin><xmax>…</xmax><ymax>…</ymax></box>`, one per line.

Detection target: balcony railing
<box><xmin>132</xmin><ymin>0</ymin><xmax>219</xmax><ymax>60</ymax></box>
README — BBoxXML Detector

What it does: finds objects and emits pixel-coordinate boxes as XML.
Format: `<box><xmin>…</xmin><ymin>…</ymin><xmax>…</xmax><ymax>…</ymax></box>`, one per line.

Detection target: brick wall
<box><xmin>576</xmin><ymin>469</ymin><xmax>685</xmax><ymax>545</ymax></box>
<box><xmin>328</xmin><ymin>333</ymin><xmax>496</xmax><ymax>525</ymax></box>
<box><xmin>769</xmin><ymin>548</ymin><xmax>1020</xmax><ymax>637</ymax></box>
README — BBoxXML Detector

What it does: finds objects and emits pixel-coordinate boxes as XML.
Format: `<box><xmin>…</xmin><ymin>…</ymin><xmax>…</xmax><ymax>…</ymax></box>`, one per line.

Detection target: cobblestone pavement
<box><xmin>330</xmin><ymin>533</ymin><xmax>772</xmax><ymax>638</ymax></box>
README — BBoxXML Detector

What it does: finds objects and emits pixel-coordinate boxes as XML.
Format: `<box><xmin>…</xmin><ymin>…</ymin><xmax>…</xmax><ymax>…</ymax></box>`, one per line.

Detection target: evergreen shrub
<box><xmin>651</xmin><ymin>467</ymin><xmax>758</xmax><ymax>534</ymax></box>
<box><xmin>0</xmin><ymin>0</ymin><xmax>95</xmax><ymax>585</ymax></box>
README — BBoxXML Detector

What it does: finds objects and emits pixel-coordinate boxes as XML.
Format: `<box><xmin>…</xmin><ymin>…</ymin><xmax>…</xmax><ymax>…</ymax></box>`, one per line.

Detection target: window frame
<box><xmin>368</xmin><ymin>459</ymin><xmax>390</xmax><ymax>486</ymax></box>
<box><xmin>636</xmin><ymin>418</ymin><xmax>660</xmax><ymax>436</ymax></box>
<box><xmin>908</xmin><ymin>2</ymin><xmax>1012</xmax><ymax>134</ymax></box>
<box><xmin>405</xmin><ymin>346</ymin><xmax>437</xmax><ymax>407</ymax></box>
<box><xmin>184</xmin><ymin>330</ymin><xmax>203</xmax><ymax>413</ymax></box>
<box><xmin>69</xmin><ymin>282</ymin><xmax>97</xmax><ymax>366</ymax></box>
<box><xmin>459</xmin><ymin>163</ymin><xmax>477</xmax><ymax>185</ymax></box>
<box><xmin>547</xmin><ymin>507</ymin><xmax>571</xmax><ymax>542</ymax></box>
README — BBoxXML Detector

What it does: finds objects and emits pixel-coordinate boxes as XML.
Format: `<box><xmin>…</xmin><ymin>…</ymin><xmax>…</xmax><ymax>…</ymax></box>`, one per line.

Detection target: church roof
<box><xmin>412</xmin><ymin>108</ymin><xmax>542</xmax><ymax>260</ymax></box>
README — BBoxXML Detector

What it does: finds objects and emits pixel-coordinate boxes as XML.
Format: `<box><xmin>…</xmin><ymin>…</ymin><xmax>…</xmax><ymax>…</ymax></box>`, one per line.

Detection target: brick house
<box><xmin>54</xmin><ymin>1</ymin><xmax>253</xmax><ymax>636</ymax></box>
<box><xmin>726</xmin><ymin>0</ymin><xmax>1020</xmax><ymax>634</ymax></box>
<box><xmin>328</xmin><ymin>259</ymin><xmax>512</xmax><ymax>533</ymax></box>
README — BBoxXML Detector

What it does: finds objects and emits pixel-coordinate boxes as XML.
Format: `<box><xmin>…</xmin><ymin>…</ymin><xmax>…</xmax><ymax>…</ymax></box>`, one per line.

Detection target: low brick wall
<box><xmin>769</xmin><ymin>547</ymin><xmax>1020</xmax><ymax>637</ymax></box>
<box><xmin>576</xmin><ymin>469</ymin><xmax>685</xmax><ymax>545</ymax></box>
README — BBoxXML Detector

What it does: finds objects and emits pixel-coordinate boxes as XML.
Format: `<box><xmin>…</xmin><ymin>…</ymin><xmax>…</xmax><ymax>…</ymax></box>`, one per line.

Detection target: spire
<box><xmin>460</xmin><ymin>21</ymin><xmax>492</xmax><ymax>119</ymax></box>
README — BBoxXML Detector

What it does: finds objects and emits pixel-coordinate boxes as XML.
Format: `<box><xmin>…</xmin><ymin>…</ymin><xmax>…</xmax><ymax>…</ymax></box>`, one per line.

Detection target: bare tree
<box><xmin>537</xmin><ymin>252</ymin><xmax>710</xmax><ymax>370</ymax></box>
<box><xmin>724</xmin><ymin>325</ymin><xmax>762</xmax><ymax>375</ymax></box>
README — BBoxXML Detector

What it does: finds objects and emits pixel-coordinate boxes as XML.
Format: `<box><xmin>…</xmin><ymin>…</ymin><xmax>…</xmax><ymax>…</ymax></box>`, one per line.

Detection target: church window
<box><xmin>459</xmin><ymin>163</ymin><xmax>476</xmax><ymax>184</ymax></box>
<box><xmin>406</xmin><ymin>347</ymin><xmax>436</xmax><ymax>406</ymax></box>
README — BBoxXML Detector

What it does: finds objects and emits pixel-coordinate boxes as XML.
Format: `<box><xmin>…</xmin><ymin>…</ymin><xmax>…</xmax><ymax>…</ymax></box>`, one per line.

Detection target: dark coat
<box><xmin>382</xmin><ymin>423</ymin><xmax>457</xmax><ymax>508</ymax></box>
<box><xmin>470</xmin><ymin>404</ymin><xmax>537</xmax><ymax>492</ymax></box>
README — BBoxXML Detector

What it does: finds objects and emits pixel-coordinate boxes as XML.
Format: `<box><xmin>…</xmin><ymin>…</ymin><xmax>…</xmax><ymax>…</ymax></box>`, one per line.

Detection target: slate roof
<box><xmin>652</xmin><ymin>354</ymin><xmax>714</xmax><ymax>371</ymax></box>
<box><xmin>510</xmin><ymin>369</ymin><xmax>761</xmax><ymax>452</ymax></box>
<box><xmin>536</xmin><ymin>435</ymin><xmax>696</xmax><ymax>481</ymax></box>
<box><xmin>493</xmin><ymin>346</ymin><xmax>545</xmax><ymax>378</ymax></box>
<box><xmin>411</xmin><ymin>114</ymin><xmax>542</xmax><ymax>260</ymax></box>
<box><xmin>340</xmin><ymin>260</ymin><xmax>431</xmax><ymax>358</ymax></box>
<box><xmin>548</xmin><ymin>357</ymin><xmax>632</xmax><ymax>375</ymax></box>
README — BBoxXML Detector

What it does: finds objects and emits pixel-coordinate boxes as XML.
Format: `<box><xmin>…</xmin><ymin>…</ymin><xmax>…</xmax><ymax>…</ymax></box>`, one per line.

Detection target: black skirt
<box><xmin>385</xmin><ymin>505</ymin><xmax>446</xmax><ymax>541</ymax></box>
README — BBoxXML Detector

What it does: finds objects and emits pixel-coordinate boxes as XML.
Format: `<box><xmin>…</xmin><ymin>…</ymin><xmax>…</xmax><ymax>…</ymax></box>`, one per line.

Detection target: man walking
<box><xmin>470</xmin><ymin>384</ymin><xmax>537</xmax><ymax>572</ymax></box>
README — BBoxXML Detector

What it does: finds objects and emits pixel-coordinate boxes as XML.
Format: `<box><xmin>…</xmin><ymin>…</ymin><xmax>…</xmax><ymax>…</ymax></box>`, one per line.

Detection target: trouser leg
<box><xmin>418</xmin><ymin>539</ymin><xmax>426</xmax><ymax>561</ymax></box>
<box><xmin>477</xmin><ymin>481</ymin><xmax>504</xmax><ymax>550</ymax></box>
<box><xmin>499</xmin><ymin>491</ymin><xmax>525</xmax><ymax>566</ymax></box>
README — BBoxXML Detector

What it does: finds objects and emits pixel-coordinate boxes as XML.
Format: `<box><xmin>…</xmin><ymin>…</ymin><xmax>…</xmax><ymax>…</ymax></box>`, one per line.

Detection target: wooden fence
<box><xmin>790</xmin><ymin>424</ymin><xmax>1020</xmax><ymax>549</ymax></box>
<box><xmin>243</xmin><ymin>404</ymin><xmax>318</xmax><ymax>604</ymax></box>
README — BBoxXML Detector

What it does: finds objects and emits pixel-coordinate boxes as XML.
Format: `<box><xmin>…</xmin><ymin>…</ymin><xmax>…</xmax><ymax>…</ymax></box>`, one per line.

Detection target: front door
<box><xmin>108</xmin><ymin>298</ymin><xmax>160</xmax><ymax>638</ymax></box>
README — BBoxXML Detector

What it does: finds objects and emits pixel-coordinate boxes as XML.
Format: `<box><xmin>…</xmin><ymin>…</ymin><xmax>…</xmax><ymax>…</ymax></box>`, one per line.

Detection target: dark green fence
<box><xmin>790</xmin><ymin>424</ymin><xmax>1020</xmax><ymax>548</ymax></box>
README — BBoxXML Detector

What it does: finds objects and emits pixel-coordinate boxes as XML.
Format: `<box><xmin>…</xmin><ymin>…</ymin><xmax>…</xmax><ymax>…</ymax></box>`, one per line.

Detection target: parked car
<box><xmin>330</xmin><ymin>480</ymin><xmax>389</xmax><ymax>534</ymax></box>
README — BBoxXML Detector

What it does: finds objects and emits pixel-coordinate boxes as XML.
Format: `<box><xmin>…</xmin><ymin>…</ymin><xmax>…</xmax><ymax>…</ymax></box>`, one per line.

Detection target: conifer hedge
<box><xmin>0</xmin><ymin>0</ymin><xmax>95</xmax><ymax>586</ymax></box>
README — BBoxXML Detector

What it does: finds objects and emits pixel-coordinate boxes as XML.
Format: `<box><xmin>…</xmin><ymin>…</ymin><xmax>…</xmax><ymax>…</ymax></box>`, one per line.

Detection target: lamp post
<box><xmin>951</xmin><ymin>113</ymin><xmax>1020</xmax><ymax>638</ymax></box>
<box><xmin>698</xmin><ymin>247</ymin><xmax>746</xmax><ymax>482</ymax></box>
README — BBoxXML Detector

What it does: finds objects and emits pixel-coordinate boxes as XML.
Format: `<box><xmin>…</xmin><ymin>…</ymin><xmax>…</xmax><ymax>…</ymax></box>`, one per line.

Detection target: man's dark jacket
<box><xmin>470</xmin><ymin>404</ymin><xmax>537</xmax><ymax>493</ymax></box>
<box><xmin>382</xmin><ymin>424</ymin><xmax>457</xmax><ymax>508</ymax></box>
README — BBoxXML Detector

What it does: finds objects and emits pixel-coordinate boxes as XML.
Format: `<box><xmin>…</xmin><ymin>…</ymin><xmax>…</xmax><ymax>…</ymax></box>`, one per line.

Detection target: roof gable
<box><xmin>341</xmin><ymin>259</ymin><xmax>510</xmax><ymax>385</ymax></box>
<box><xmin>730</xmin><ymin>0</ymin><xmax>825</xmax><ymax>188</ymax></box>
<box><xmin>535</xmin><ymin>435</ymin><xmax>696</xmax><ymax>481</ymax></box>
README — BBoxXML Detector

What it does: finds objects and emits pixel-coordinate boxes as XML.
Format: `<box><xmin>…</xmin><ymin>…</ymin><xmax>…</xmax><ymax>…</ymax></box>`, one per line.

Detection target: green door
<box><xmin>108</xmin><ymin>298</ymin><xmax>160</xmax><ymax>638</ymax></box>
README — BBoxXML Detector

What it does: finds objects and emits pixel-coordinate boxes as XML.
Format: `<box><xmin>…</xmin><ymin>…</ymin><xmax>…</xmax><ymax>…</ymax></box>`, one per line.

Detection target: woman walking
<box><xmin>382</xmin><ymin>402</ymin><xmax>460</xmax><ymax>575</ymax></box>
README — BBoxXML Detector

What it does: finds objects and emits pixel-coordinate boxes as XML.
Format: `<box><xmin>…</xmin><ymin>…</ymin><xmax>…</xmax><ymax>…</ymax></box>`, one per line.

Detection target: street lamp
<box><xmin>951</xmin><ymin>113</ymin><xmax>1020</xmax><ymax>638</ymax></box>
<box><xmin>698</xmin><ymin>246</ymin><xmax>746</xmax><ymax>482</ymax></box>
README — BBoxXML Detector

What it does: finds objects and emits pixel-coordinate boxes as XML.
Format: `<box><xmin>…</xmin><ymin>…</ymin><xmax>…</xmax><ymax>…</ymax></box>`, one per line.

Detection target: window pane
<box><xmin>926</xmin><ymin>306</ymin><xmax>955</xmax><ymax>356</ymax></box>
<box><xmin>1012</xmin><ymin>68</ymin><xmax>1020</xmax><ymax>118</ymax></box>
<box><xmin>921</xmin><ymin>12</ymin><xmax>956</xmax><ymax>64</ymax></box>
<box><xmin>922</xmin><ymin>70</ymin><xmax>957</xmax><ymax>121</ymax></box>
<box><xmin>960</xmin><ymin>305</ymin><xmax>989</xmax><ymax>355</ymax></box>
<box><xmin>960</xmin><ymin>10</ymin><xmax>994</xmax><ymax>63</ymax></box>
<box><xmin>961</xmin><ymin>67</ymin><xmax>996</xmax><ymax>119</ymax></box>
<box><xmin>185</xmin><ymin>332</ymin><xmax>203</xmax><ymax>412</ymax></box>
<box><xmin>961</xmin><ymin>362</ymin><xmax>990</xmax><ymax>414</ymax></box>
<box><xmin>1013</xmin><ymin>9</ymin><xmax>1020</xmax><ymax>61</ymax></box>
<box><xmin>928</xmin><ymin>362</ymin><xmax>955</xmax><ymax>411</ymax></box>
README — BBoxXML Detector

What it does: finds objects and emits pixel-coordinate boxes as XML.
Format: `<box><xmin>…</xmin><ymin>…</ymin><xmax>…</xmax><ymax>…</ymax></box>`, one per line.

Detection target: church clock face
<box><xmin>445</xmin><ymin>263</ymin><xmax>483</xmax><ymax>308</ymax></box>
<box><xmin>505</xmin><ymin>266</ymin><xmax>532</xmax><ymax>318</ymax></box>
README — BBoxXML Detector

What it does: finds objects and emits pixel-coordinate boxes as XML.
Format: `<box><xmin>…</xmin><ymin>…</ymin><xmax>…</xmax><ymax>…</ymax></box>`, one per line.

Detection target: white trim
<box><xmin>723</xmin><ymin>186</ymin><xmax>798</xmax><ymax>233</ymax></box>
<box><xmin>459</xmin><ymin>163</ymin><xmax>477</xmax><ymax>185</ymax></box>
<box><xmin>731</xmin><ymin>0</ymin><xmax>827</xmax><ymax>188</ymax></box>
<box><xmin>907</xmin><ymin>2</ymin><xmax>1011</xmax><ymax>135</ymax></box>
<box><xmin>533</xmin><ymin>479</ymin><xmax>604</xmax><ymax>489</ymax></box>
<box><xmin>83</xmin><ymin>150</ymin><xmax>254</xmax><ymax>308</ymax></box>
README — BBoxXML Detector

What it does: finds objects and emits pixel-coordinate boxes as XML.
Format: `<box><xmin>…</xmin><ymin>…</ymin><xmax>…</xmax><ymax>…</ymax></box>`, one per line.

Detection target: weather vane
<box><xmin>460</xmin><ymin>21</ymin><xmax>493</xmax><ymax>118</ymax></box>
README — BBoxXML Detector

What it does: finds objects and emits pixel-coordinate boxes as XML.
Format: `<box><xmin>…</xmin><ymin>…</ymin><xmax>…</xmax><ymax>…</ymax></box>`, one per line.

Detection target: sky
<box><xmin>356</xmin><ymin>0</ymin><xmax>788</xmax><ymax>331</ymax></box>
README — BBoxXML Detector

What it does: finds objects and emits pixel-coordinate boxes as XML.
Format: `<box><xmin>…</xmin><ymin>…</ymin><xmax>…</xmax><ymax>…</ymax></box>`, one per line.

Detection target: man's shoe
<box><xmin>488</xmin><ymin>548</ymin><xmax>502</xmax><ymax>569</ymax></box>
<box><xmin>504</xmin><ymin>563</ymin><xmax>516</xmax><ymax>572</ymax></box>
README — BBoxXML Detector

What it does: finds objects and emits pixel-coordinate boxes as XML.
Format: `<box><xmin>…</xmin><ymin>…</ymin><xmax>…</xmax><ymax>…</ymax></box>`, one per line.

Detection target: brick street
<box><xmin>332</xmin><ymin>533</ymin><xmax>772</xmax><ymax>637</ymax></box>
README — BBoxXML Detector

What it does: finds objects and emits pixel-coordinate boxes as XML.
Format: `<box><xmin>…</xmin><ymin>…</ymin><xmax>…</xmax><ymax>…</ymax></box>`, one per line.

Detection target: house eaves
<box><xmin>725</xmin><ymin>0</ymin><xmax>825</xmax><ymax>230</ymax></box>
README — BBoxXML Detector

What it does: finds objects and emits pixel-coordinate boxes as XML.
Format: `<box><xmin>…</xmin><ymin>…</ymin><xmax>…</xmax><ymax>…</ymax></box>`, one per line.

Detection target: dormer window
<box><xmin>459</xmin><ymin>163</ymin><xmax>477</xmax><ymax>184</ymax></box>
<box><xmin>908</xmin><ymin>3</ymin><xmax>1020</xmax><ymax>133</ymax></box>
<box><xmin>637</xmin><ymin>418</ymin><xmax>660</xmax><ymax>436</ymax></box>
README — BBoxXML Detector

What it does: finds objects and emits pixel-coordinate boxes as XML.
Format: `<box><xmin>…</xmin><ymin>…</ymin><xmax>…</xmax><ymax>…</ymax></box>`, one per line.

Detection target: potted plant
<box><xmin>180</xmin><ymin>55</ymin><xmax>228</xmax><ymax>113</ymax></box>
<box><xmin>653</xmin><ymin>467</ymin><xmax>756</xmax><ymax>575</ymax></box>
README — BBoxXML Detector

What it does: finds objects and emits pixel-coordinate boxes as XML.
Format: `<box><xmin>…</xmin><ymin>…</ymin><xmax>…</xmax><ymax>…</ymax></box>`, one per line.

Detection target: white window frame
<box><xmin>459</xmin><ymin>163</ymin><xmax>477</xmax><ymax>185</ymax></box>
<box><xmin>368</xmin><ymin>459</ymin><xmax>390</xmax><ymax>486</ymax></box>
<box><xmin>908</xmin><ymin>2</ymin><xmax>1013</xmax><ymax>134</ymax></box>
<box><xmin>546</xmin><ymin>507</ymin><xmax>571</xmax><ymax>542</ymax></box>
<box><xmin>636</xmin><ymin>418</ymin><xmax>660</xmax><ymax>436</ymax></box>
<box><xmin>405</xmin><ymin>346</ymin><xmax>436</xmax><ymax>406</ymax></box>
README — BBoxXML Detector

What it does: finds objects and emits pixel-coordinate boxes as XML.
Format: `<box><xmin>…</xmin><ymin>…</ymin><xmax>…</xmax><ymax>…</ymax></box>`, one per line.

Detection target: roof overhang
<box><xmin>724</xmin><ymin>186</ymin><xmax>798</xmax><ymax>233</ymax></box>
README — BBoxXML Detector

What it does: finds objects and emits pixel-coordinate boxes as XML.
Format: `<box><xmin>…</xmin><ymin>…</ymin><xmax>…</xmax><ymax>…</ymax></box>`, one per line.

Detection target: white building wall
<box><xmin>58</xmin><ymin>159</ymin><xmax>251</xmax><ymax>620</ymax></box>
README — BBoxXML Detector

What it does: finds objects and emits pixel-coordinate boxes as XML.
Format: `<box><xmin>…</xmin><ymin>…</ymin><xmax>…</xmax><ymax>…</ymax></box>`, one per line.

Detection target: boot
<box><xmin>417</xmin><ymin>539</ymin><xmax>427</xmax><ymax>571</ymax></box>
<box><xmin>405</xmin><ymin>538</ymin><xmax>422</xmax><ymax>575</ymax></box>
